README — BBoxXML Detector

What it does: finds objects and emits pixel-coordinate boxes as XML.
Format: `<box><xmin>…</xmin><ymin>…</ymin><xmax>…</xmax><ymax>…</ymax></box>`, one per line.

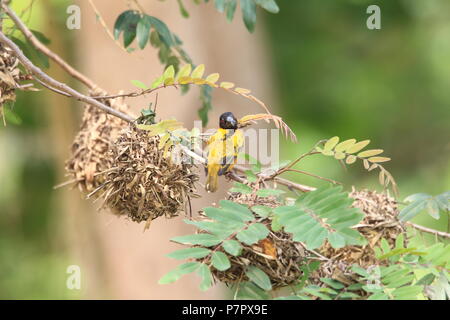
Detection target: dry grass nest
<box><xmin>65</xmin><ymin>89</ymin><xmax>131</xmax><ymax>193</ymax></box>
<box><xmin>199</xmin><ymin>193</ymin><xmax>309</xmax><ymax>289</ymax></box>
<box><xmin>314</xmin><ymin>188</ymin><xmax>405</xmax><ymax>285</ymax></box>
<box><xmin>91</xmin><ymin>126</ymin><xmax>199</xmax><ymax>225</ymax></box>
<box><xmin>0</xmin><ymin>44</ymin><xmax>23</xmax><ymax>112</ymax></box>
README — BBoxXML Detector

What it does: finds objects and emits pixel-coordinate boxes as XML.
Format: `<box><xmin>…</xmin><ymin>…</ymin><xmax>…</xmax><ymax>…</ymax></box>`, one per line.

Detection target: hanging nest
<box><xmin>314</xmin><ymin>188</ymin><xmax>404</xmax><ymax>285</ymax></box>
<box><xmin>92</xmin><ymin>126</ymin><xmax>199</xmax><ymax>225</ymax></box>
<box><xmin>0</xmin><ymin>43</ymin><xmax>25</xmax><ymax>121</ymax></box>
<box><xmin>65</xmin><ymin>89</ymin><xmax>131</xmax><ymax>193</ymax></box>
<box><xmin>199</xmin><ymin>193</ymin><xmax>308</xmax><ymax>289</ymax></box>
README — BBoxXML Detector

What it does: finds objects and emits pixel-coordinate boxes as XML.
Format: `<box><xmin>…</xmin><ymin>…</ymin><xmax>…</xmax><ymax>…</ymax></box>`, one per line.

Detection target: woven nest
<box><xmin>93</xmin><ymin>126</ymin><xmax>199</xmax><ymax>224</ymax></box>
<box><xmin>314</xmin><ymin>188</ymin><xmax>405</xmax><ymax>285</ymax></box>
<box><xmin>65</xmin><ymin>89</ymin><xmax>130</xmax><ymax>193</ymax></box>
<box><xmin>0</xmin><ymin>44</ymin><xmax>21</xmax><ymax>108</ymax></box>
<box><xmin>202</xmin><ymin>193</ymin><xmax>308</xmax><ymax>289</ymax></box>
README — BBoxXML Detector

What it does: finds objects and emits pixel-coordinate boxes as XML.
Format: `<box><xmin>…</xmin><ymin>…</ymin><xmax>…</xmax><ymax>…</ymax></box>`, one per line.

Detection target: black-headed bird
<box><xmin>205</xmin><ymin>112</ymin><xmax>244</xmax><ymax>192</ymax></box>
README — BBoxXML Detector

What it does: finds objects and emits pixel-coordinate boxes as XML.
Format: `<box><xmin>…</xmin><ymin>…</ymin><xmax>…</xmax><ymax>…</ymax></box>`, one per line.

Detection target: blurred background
<box><xmin>0</xmin><ymin>0</ymin><xmax>448</xmax><ymax>299</ymax></box>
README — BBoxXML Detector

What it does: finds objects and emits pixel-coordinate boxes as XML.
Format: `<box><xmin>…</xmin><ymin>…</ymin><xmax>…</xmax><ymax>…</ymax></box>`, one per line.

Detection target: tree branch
<box><xmin>0</xmin><ymin>30</ymin><xmax>134</xmax><ymax>122</ymax></box>
<box><xmin>407</xmin><ymin>222</ymin><xmax>450</xmax><ymax>239</ymax></box>
<box><xmin>1</xmin><ymin>3</ymin><xmax>97</xmax><ymax>89</ymax></box>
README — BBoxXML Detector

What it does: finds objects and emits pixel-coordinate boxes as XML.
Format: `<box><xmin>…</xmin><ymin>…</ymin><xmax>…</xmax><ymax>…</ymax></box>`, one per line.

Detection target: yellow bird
<box><xmin>205</xmin><ymin>112</ymin><xmax>244</xmax><ymax>192</ymax></box>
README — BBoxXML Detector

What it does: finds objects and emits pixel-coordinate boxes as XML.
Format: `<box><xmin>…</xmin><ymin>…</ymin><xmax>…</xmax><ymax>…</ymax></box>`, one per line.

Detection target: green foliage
<box><xmin>184</xmin><ymin>0</ymin><xmax>279</xmax><ymax>33</ymax></box>
<box><xmin>1</xmin><ymin>102</ymin><xmax>22</xmax><ymax>126</ymax></box>
<box><xmin>317</xmin><ymin>136</ymin><xmax>397</xmax><ymax>193</ymax></box>
<box><xmin>141</xmin><ymin>63</ymin><xmax>275</xmax><ymax>125</ymax></box>
<box><xmin>354</xmin><ymin>237</ymin><xmax>450</xmax><ymax>300</ymax></box>
<box><xmin>11</xmin><ymin>34</ymin><xmax>49</xmax><ymax>68</ymax></box>
<box><xmin>245</xmin><ymin>266</ymin><xmax>272</xmax><ymax>290</ymax></box>
<box><xmin>161</xmin><ymin>199</ymin><xmax>275</xmax><ymax>291</ymax></box>
<box><xmin>114</xmin><ymin>10</ymin><xmax>215</xmax><ymax>123</ymax></box>
<box><xmin>273</xmin><ymin>186</ymin><xmax>365</xmax><ymax>250</ymax></box>
<box><xmin>399</xmin><ymin>191</ymin><xmax>449</xmax><ymax>222</ymax></box>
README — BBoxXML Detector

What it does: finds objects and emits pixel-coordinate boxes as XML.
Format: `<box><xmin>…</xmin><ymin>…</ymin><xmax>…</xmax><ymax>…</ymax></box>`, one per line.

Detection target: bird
<box><xmin>205</xmin><ymin>112</ymin><xmax>244</xmax><ymax>192</ymax></box>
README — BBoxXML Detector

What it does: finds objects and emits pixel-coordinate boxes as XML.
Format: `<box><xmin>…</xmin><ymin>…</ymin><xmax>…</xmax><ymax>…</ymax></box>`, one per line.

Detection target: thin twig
<box><xmin>233</xmin><ymin>165</ymin><xmax>316</xmax><ymax>193</ymax></box>
<box><xmin>92</xmin><ymin>83</ymin><xmax>179</xmax><ymax>100</ymax></box>
<box><xmin>132</xmin><ymin>0</ymin><xmax>146</xmax><ymax>13</ymax></box>
<box><xmin>0</xmin><ymin>30</ymin><xmax>135</xmax><ymax>122</ymax></box>
<box><xmin>406</xmin><ymin>222</ymin><xmax>450</xmax><ymax>239</ymax></box>
<box><xmin>284</xmin><ymin>168</ymin><xmax>342</xmax><ymax>185</ymax></box>
<box><xmin>34</xmin><ymin>77</ymin><xmax>71</xmax><ymax>97</ymax></box>
<box><xmin>87</xmin><ymin>0</ymin><xmax>128</xmax><ymax>53</ymax></box>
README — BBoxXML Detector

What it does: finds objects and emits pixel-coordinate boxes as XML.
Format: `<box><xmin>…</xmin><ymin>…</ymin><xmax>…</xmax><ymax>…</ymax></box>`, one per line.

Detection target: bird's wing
<box><xmin>232</xmin><ymin>129</ymin><xmax>245</xmax><ymax>151</ymax></box>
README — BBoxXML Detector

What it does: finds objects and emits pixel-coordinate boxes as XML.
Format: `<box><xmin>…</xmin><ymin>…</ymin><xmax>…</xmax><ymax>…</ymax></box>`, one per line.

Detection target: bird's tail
<box><xmin>205</xmin><ymin>172</ymin><xmax>219</xmax><ymax>192</ymax></box>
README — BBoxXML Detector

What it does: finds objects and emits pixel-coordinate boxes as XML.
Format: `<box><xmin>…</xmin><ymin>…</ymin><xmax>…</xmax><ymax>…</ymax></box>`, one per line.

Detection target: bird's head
<box><xmin>219</xmin><ymin>112</ymin><xmax>238</xmax><ymax>129</ymax></box>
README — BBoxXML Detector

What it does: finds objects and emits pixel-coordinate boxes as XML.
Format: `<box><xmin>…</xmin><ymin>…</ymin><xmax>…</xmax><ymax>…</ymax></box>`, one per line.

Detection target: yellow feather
<box><xmin>205</xmin><ymin>128</ymin><xmax>244</xmax><ymax>192</ymax></box>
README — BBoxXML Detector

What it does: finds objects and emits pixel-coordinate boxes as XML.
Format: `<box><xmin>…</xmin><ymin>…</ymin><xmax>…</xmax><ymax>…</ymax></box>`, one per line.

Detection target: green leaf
<box><xmin>131</xmin><ymin>79</ymin><xmax>148</xmax><ymax>90</ymax></box>
<box><xmin>3</xmin><ymin>107</ymin><xmax>22</xmax><ymax>125</ymax></box>
<box><xmin>245</xmin><ymin>170</ymin><xmax>258</xmax><ymax>182</ymax></box>
<box><xmin>416</xmin><ymin>273</ymin><xmax>436</xmax><ymax>286</ymax></box>
<box><xmin>116</xmin><ymin>11</ymin><xmax>140</xmax><ymax>48</ymax></box>
<box><xmin>273</xmin><ymin>186</ymin><xmax>364</xmax><ymax>249</ymax></box>
<box><xmin>158</xmin><ymin>262</ymin><xmax>201</xmax><ymax>284</ymax></box>
<box><xmin>241</xmin><ymin>0</ymin><xmax>257</xmax><ymax>33</ymax></box>
<box><xmin>392</xmin><ymin>285</ymin><xmax>423</xmax><ymax>299</ymax></box>
<box><xmin>166</xmin><ymin>247</ymin><xmax>211</xmax><ymax>260</ymax></box>
<box><xmin>137</xmin><ymin>15</ymin><xmax>152</xmax><ymax>49</ymax></box>
<box><xmin>171</xmin><ymin>234</ymin><xmax>221</xmax><ymax>247</ymax></box>
<box><xmin>114</xmin><ymin>10</ymin><xmax>135</xmax><ymax>39</ymax></box>
<box><xmin>399</xmin><ymin>199</ymin><xmax>427</xmax><ymax>222</ymax></box>
<box><xmin>254</xmin><ymin>0</ymin><xmax>279</xmax><ymax>13</ymax></box>
<box><xmin>191</xmin><ymin>64</ymin><xmax>205</xmax><ymax>79</ymax></box>
<box><xmin>327</xmin><ymin>232</ymin><xmax>346</xmax><ymax>248</ymax></box>
<box><xmin>404</xmin><ymin>193</ymin><xmax>431</xmax><ymax>203</ymax></box>
<box><xmin>435</xmin><ymin>191</ymin><xmax>450</xmax><ymax>211</ymax></box>
<box><xmin>251</xmin><ymin>205</ymin><xmax>272</xmax><ymax>218</ymax></box>
<box><xmin>357</xmin><ymin>149</ymin><xmax>384</xmax><ymax>158</ymax></box>
<box><xmin>150</xmin><ymin>75</ymin><xmax>164</xmax><ymax>89</ymax></box>
<box><xmin>177</xmin><ymin>0</ymin><xmax>190</xmax><ymax>18</ymax></box>
<box><xmin>225</xmin><ymin>0</ymin><xmax>238</xmax><ymax>21</ymax></box>
<box><xmin>197</xmin><ymin>263</ymin><xmax>213</xmax><ymax>291</ymax></box>
<box><xmin>236</xmin><ymin>223</ymin><xmax>269</xmax><ymax>245</ymax></box>
<box><xmin>203</xmin><ymin>207</ymin><xmax>247</xmax><ymax>227</ymax></box>
<box><xmin>256</xmin><ymin>188</ymin><xmax>285</xmax><ymax>197</ymax></box>
<box><xmin>345</xmin><ymin>140</ymin><xmax>371</xmax><ymax>154</ymax></box>
<box><xmin>183</xmin><ymin>219</ymin><xmax>235</xmax><ymax>239</ymax></box>
<box><xmin>334</xmin><ymin>139</ymin><xmax>356</xmax><ymax>153</ymax></box>
<box><xmin>30</xmin><ymin>30</ymin><xmax>51</xmax><ymax>45</ymax></box>
<box><xmin>236</xmin><ymin>282</ymin><xmax>270</xmax><ymax>300</ymax></box>
<box><xmin>271</xmin><ymin>215</ymin><xmax>282</xmax><ymax>232</ymax></box>
<box><xmin>245</xmin><ymin>266</ymin><xmax>272</xmax><ymax>291</ymax></box>
<box><xmin>222</xmin><ymin>240</ymin><xmax>243</xmax><ymax>256</ymax></box>
<box><xmin>211</xmin><ymin>251</ymin><xmax>231</xmax><ymax>271</ymax></box>
<box><xmin>320</xmin><ymin>278</ymin><xmax>345</xmax><ymax>290</ymax></box>
<box><xmin>229</xmin><ymin>182</ymin><xmax>253</xmax><ymax>194</ymax></box>
<box><xmin>426</xmin><ymin>199</ymin><xmax>440</xmax><ymax>219</ymax></box>
<box><xmin>148</xmin><ymin>16</ymin><xmax>174</xmax><ymax>47</ymax></box>
<box><xmin>323</xmin><ymin>136</ymin><xmax>339</xmax><ymax>152</ymax></box>
<box><xmin>218</xmin><ymin>200</ymin><xmax>255</xmax><ymax>221</ymax></box>
<box><xmin>351</xmin><ymin>264</ymin><xmax>369</xmax><ymax>277</ymax></box>
<box><xmin>11</xmin><ymin>37</ymin><xmax>49</xmax><ymax>68</ymax></box>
